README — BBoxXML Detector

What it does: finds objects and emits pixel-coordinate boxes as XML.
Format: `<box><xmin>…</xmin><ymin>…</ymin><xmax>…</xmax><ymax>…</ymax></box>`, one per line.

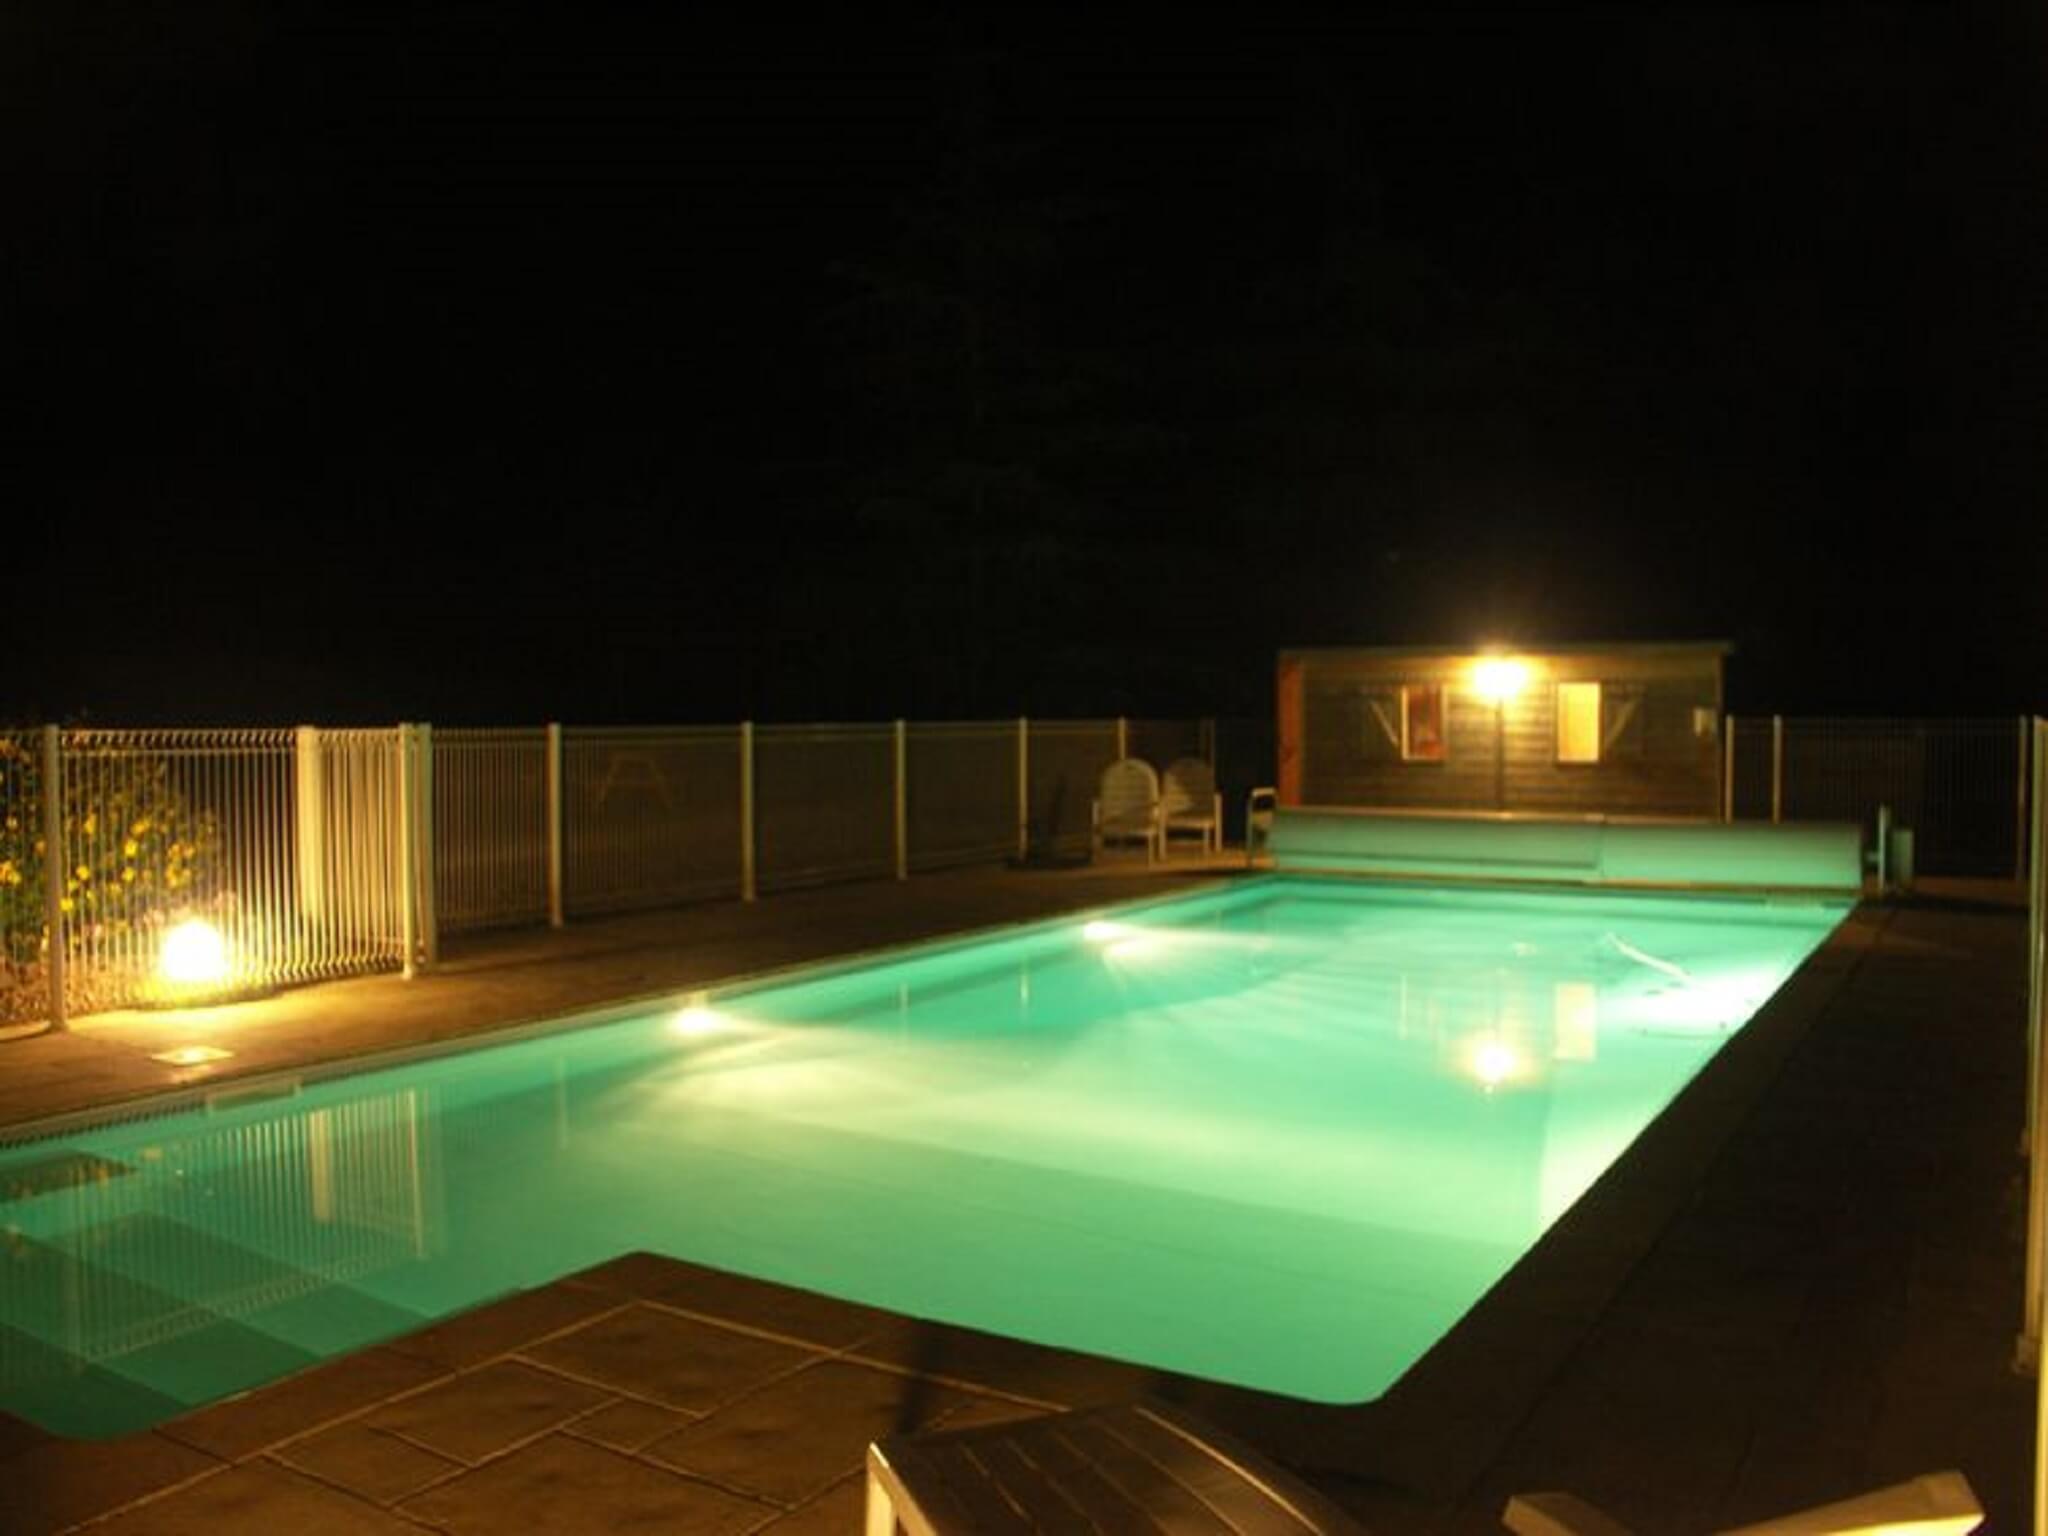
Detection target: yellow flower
<box><xmin>123</xmin><ymin>838</ymin><xmax>139</xmax><ymax>858</ymax></box>
<box><xmin>74</xmin><ymin>865</ymin><xmax>90</xmax><ymax>883</ymax></box>
<box><xmin>0</xmin><ymin>860</ymin><xmax>16</xmax><ymax>886</ymax></box>
<box><xmin>122</xmin><ymin>866</ymin><xmax>136</xmax><ymax>883</ymax></box>
<box><xmin>58</xmin><ymin>897</ymin><xmax>72</xmax><ymax>914</ymax></box>
<box><xmin>130</xmin><ymin>817</ymin><xmax>151</xmax><ymax>836</ymax></box>
<box><xmin>81</xmin><ymin>814</ymin><xmax>96</xmax><ymax>836</ymax></box>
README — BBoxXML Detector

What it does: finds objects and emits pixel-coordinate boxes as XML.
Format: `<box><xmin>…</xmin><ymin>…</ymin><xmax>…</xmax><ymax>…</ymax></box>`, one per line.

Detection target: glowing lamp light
<box><xmin>1470</xmin><ymin>656</ymin><xmax>1530</xmax><ymax>703</ymax></box>
<box><xmin>669</xmin><ymin>1003</ymin><xmax>726</xmax><ymax>1038</ymax></box>
<box><xmin>159</xmin><ymin>920</ymin><xmax>230</xmax><ymax>987</ymax></box>
<box><xmin>1465</xmin><ymin>1035</ymin><xmax>1525</xmax><ymax>1092</ymax></box>
<box><xmin>1081</xmin><ymin>920</ymin><xmax>1125</xmax><ymax>943</ymax></box>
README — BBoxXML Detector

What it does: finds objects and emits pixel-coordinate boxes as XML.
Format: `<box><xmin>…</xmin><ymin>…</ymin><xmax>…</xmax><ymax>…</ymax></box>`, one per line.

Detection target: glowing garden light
<box><xmin>670</xmin><ymin>997</ymin><xmax>726</xmax><ymax>1037</ymax></box>
<box><xmin>159</xmin><ymin>919</ymin><xmax>230</xmax><ymax>987</ymax></box>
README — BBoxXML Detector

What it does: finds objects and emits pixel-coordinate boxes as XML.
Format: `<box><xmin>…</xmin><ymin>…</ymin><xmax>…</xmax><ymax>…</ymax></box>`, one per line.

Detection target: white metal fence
<box><xmin>3</xmin><ymin>716</ymin><xmax>1215</xmax><ymax>1029</ymax></box>
<box><xmin>2</xmin><ymin>728</ymin><xmax>419</xmax><ymax>1030</ymax></box>
<box><xmin>1723</xmin><ymin>715</ymin><xmax>2030</xmax><ymax>878</ymax></box>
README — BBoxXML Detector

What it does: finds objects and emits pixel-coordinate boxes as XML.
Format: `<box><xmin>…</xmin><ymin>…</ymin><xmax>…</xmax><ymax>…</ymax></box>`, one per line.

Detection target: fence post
<box><xmin>1874</xmin><ymin>802</ymin><xmax>1891</xmax><ymax>892</ymax></box>
<box><xmin>1116</xmin><ymin>716</ymin><xmax>1128</xmax><ymax>760</ymax></box>
<box><xmin>2021</xmin><ymin>714</ymin><xmax>2032</xmax><ymax>884</ymax></box>
<box><xmin>1771</xmin><ymin>714</ymin><xmax>1784</xmax><ymax>824</ymax></box>
<box><xmin>415</xmin><ymin>722</ymin><xmax>437</xmax><ymax>968</ymax></box>
<box><xmin>893</xmin><ymin>719</ymin><xmax>908</xmax><ymax>882</ymax></box>
<box><xmin>739</xmin><ymin>721</ymin><xmax>757</xmax><ymax>902</ymax></box>
<box><xmin>397</xmin><ymin>725</ymin><xmax>418</xmax><ymax>980</ymax></box>
<box><xmin>40</xmin><ymin>724</ymin><xmax>66</xmax><ymax>1032</ymax></box>
<box><xmin>545</xmin><ymin>722</ymin><xmax>565</xmax><ymax>928</ymax></box>
<box><xmin>2030</xmin><ymin>718</ymin><xmax>2045</xmax><ymax>1161</ymax></box>
<box><xmin>2023</xmin><ymin>720</ymin><xmax>2047</xmax><ymax>1370</ymax></box>
<box><xmin>295</xmin><ymin>727</ymin><xmax>326</xmax><ymax>923</ymax></box>
<box><xmin>1016</xmin><ymin>717</ymin><xmax>1029</xmax><ymax>862</ymax></box>
<box><xmin>1722</xmin><ymin>716</ymin><xmax>1735</xmax><ymax>822</ymax></box>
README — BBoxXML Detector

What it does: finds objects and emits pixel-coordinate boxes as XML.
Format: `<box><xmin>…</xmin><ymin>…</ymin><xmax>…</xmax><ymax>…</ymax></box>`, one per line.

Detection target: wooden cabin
<box><xmin>1277</xmin><ymin>642</ymin><xmax>1730</xmax><ymax>820</ymax></box>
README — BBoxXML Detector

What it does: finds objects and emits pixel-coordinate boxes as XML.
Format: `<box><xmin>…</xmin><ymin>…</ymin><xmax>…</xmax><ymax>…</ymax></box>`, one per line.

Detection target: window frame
<box><xmin>1399</xmin><ymin>683</ymin><xmax>1448</xmax><ymax>763</ymax></box>
<box><xmin>1555</xmin><ymin>680</ymin><xmax>1603</xmax><ymax>765</ymax></box>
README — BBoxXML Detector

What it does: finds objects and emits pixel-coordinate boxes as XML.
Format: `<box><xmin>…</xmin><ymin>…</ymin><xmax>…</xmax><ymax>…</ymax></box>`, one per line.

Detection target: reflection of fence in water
<box><xmin>40</xmin><ymin>1086</ymin><xmax>438</xmax><ymax>1365</ymax></box>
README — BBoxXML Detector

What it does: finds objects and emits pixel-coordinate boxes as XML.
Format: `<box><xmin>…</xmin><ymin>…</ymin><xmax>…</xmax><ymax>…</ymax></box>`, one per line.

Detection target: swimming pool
<box><xmin>0</xmin><ymin>875</ymin><xmax>1848</xmax><ymax>1437</ymax></box>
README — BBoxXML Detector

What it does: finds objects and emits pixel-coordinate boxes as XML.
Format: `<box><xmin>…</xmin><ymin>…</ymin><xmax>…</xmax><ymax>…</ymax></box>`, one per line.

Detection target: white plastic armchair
<box><xmin>1161</xmin><ymin>757</ymin><xmax>1223</xmax><ymax>856</ymax></box>
<box><xmin>1092</xmin><ymin>758</ymin><xmax>1163</xmax><ymax>862</ymax></box>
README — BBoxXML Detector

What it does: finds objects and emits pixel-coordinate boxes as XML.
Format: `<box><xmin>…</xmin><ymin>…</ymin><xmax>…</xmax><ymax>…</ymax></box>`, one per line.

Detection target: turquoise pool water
<box><xmin>0</xmin><ymin>876</ymin><xmax>1847</xmax><ymax>1436</ymax></box>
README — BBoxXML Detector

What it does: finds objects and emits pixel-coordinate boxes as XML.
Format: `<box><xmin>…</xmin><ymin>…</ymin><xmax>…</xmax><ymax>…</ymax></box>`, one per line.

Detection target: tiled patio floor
<box><xmin>0</xmin><ymin>867</ymin><xmax>2033</xmax><ymax>1532</ymax></box>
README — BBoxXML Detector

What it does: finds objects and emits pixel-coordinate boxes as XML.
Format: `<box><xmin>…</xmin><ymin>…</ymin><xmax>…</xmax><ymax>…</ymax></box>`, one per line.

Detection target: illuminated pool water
<box><xmin>0</xmin><ymin>877</ymin><xmax>1848</xmax><ymax>1436</ymax></box>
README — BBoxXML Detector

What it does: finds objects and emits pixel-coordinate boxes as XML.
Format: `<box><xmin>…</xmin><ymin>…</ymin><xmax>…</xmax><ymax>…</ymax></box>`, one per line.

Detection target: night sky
<box><xmin>7</xmin><ymin>5</ymin><xmax>2044</xmax><ymax>727</ymax></box>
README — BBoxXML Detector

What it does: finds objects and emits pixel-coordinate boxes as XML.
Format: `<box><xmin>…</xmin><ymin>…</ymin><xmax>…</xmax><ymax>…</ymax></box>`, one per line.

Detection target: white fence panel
<box><xmin>906</xmin><ymin>721</ymin><xmax>1017</xmax><ymax>872</ymax></box>
<box><xmin>563</xmin><ymin>726</ymin><xmax>742</xmax><ymax>915</ymax></box>
<box><xmin>754</xmin><ymin>723</ymin><xmax>895</xmax><ymax>892</ymax></box>
<box><xmin>435</xmin><ymin>729</ymin><xmax>549</xmax><ymax>933</ymax></box>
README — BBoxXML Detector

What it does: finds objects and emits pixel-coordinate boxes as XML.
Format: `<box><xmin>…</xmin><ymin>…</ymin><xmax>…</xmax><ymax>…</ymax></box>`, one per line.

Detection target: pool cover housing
<box><xmin>1271</xmin><ymin>807</ymin><xmax>1863</xmax><ymax>893</ymax></box>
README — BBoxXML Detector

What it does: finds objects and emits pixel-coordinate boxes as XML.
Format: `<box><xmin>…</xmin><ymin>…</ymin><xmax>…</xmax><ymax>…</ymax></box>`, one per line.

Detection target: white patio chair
<box><xmin>1092</xmin><ymin>757</ymin><xmax>1163</xmax><ymax>862</ymax></box>
<box><xmin>1161</xmin><ymin>756</ymin><xmax>1223</xmax><ymax>856</ymax></box>
<box><xmin>1503</xmin><ymin>1468</ymin><xmax>1981</xmax><ymax>1536</ymax></box>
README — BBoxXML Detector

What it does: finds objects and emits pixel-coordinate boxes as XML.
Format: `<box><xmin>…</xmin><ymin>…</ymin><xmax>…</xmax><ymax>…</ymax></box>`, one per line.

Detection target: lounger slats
<box><xmin>869</xmin><ymin>1399</ymin><xmax>1364</xmax><ymax>1535</ymax></box>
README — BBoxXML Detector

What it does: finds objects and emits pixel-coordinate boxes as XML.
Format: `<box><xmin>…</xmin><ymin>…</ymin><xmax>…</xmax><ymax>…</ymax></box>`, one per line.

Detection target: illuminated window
<box><xmin>1401</xmin><ymin>685</ymin><xmax>1446</xmax><ymax>762</ymax></box>
<box><xmin>1556</xmin><ymin>682</ymin><xmax>1602</xmax><ymax>764</ymax></box>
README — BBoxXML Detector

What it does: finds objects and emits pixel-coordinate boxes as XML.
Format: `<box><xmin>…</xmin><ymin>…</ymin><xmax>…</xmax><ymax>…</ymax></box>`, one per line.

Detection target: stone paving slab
<box><xmin>80</xmin><ymin>1460</ymin><xmax>423</xmax><ymax>1535</ymax></box>
<box><xmin>155</xmin><ymin>1345</ymin><xmax>452</xmax><ymax>1462</ymax></box>
<box><xmin>269</xmin><ymin>1419</ymin><xmax>465</xmax><ymax>1506</ymax></box>
<box><xmin>397</xmin><ymin>1431</ymin><xmax>776</xmax><ymax>1535</ymax></box>
<box><xmin>644</xmin><ymin>1357</ymin><xmax>970</xmax><ymax>1507</ymax></box>
<box><xmin>364</xmin><ymin>1358</ymin><xmax>613</xmax><ymax>1466</ymax></box>
<box><xmin>0</xmin><ymin>1431</ymin><xmax>222</xmax><ymax>1536</ymax></box>
<box><xmin>517</xmin><ymin>1304</ymin><xmax>818</xmax><ymax>1417</ymax></box>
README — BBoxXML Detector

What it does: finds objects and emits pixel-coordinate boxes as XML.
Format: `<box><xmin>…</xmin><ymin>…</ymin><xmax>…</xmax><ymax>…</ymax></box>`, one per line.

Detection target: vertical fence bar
<box><xmin>893</xmin><ymin>719</ymin><xmax>908</xmax><ymax>882</ymax></box>
<box><xmin>545</xmin><ymin>722</ymin><xmax>565</xmax><ymax>928</ymax></box>
<box><xmin>41</xmin><ymin>725</ymin><xmax>66</xmax><ymax>1031</ymax></box>
<box><xmin>2024</xmin><ymin>720</ymin><xmax>2047</xmax><ymax>1376</ymax></box>
<box><xmin>1770</xmin><ymin>714</ymin><xmax>1784</xmax><ymax>824</ymax></box>
<box><xmin>1116</xmin><ymin>716</ymin><xmax>1128</xmax><ymax>760</ymax></box>
<box><xmin>1016</xmin><ymin>717</ymin><xmax>1029</xmax><ymax>862</ymax></box>
<box><xmin>2021</xmin><ymin>714</ymin><xmax>2032</xmax><ymax>884</ymax></box>
<box><xmin>739</xmin><ymin>721</ymin><xmax>757</xmax><ymax>903</ymax></box>
<box><xmin>1722</xmin><ymin>716</ymin><xmax>1735</xmax><ymax>822</ymax></box>
<box><xmin>397</xmin><ymin>726</ymin><xmax>417</xmax><ymax>979</ymax></box>
<box><xmin>2031</xmin><ymin>717</ymin><xmax>2046</xmax><ymax>1162</ymax></box>
<box><xmin>415</xmin><ymin>723</ymin><xmax>437</xmax><ymax>968</ymax></box>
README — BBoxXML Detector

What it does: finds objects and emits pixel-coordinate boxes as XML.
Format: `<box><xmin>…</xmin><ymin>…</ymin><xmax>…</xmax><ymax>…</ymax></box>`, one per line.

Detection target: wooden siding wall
<box><xmin>1294</xmin><ymin>650</ymin><xmax>1722</xmax><ymax>818</ymax></box>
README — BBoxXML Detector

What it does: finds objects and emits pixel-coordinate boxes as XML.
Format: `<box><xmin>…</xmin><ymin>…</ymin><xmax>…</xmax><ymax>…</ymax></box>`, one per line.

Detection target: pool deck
<box><xmin>0</xmin><ymin>862</ymin><xmax>2032</xmax><ymax>1533</ymax></box>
